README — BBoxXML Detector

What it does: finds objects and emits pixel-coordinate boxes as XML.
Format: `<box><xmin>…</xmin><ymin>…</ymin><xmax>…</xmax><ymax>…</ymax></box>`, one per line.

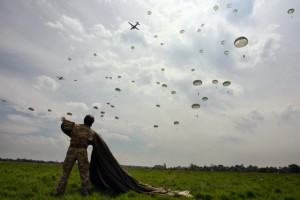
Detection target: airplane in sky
<box><xmin>128</xmin><ymin>21</ymin><xmax>140</xmax><ymax>30</ymax></box>
<box><xmin>56</xmin><ymin>76</ymin><xmax>64</xmax><ymax>80</ymax></box>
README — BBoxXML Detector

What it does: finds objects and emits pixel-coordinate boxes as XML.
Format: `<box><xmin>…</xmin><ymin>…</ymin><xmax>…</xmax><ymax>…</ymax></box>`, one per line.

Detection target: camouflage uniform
<box><xmin>56</xmin><ymin>120</ymin><xmax>95</xmax><ymax>195</ymax></box>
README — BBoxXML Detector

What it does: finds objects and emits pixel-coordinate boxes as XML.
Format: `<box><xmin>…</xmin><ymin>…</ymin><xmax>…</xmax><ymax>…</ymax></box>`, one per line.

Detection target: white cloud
<box><xmin>44</xmin><ymin>21</ymin><xmax>64</xmax><ymax>30</ymax></box>
<box><xmin>65</xmin><ymin>101</ymin><xmax>90</xmax><ymax>111</ymax></box>
<box><xmin>33</xmin><ymin>75</ymin><xmax>59</xmax><ymax>91</ymax></box>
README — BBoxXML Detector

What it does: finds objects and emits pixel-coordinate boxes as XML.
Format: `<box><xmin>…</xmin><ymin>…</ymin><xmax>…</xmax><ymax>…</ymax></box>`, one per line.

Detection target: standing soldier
<box><xmin>56</xmin><ymin>115</ymin><xmax>96</xmax><ymax>196</ymax></box>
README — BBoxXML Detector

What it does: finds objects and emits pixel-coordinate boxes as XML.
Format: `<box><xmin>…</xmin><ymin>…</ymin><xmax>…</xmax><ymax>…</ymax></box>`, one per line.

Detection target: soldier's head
<box><xmin>84</xmin><ymin>115</ymin><xmax>94</xmax><ymax>126</ymax></box>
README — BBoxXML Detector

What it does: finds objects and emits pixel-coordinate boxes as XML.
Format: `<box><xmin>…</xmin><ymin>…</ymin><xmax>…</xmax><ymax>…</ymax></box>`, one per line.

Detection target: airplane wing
<box><xmin>135</xmin><ymin>27</ymin><xmax>139</xmax><ymax>30</ymax></box>
<box><xmin>128</xmin><ymin>22</ymin><xmax>134</xmax><ymax>26</ymax></box>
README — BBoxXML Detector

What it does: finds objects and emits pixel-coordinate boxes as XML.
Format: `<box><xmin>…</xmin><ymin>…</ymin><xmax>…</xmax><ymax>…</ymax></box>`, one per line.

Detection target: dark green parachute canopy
<box><xmin>224</xmin><ymin>50</ymin><xmax>230</xmax><ymax>55</ymax></box>
<box><xmin>180</xmin><ymin>29</ymin><xmax>185</xmax><ymax>34</ymax></box>
<box><xmin>212</xmin><ymin>80</ymin><xmax>218</xmax><ymax>84</ymax></box>
<box><xmin>93</xmin><ymin>106</ymin><xmax>98</xmax><ymax>109</ymax></box>
<box><xmin>115</xmin><ymin>88</ymin><xmax>121</xmax><ymax>92</ymax></box>
<box><xmin>199</xmin><ymin>49</ymin><xmax>204</xmax><ymax>54</ymax></box>
<box><xmin>234</xmin><ymin>36</ymin><xmax>248</xmax><ymax>48</ymax></box>
<box><xmin>193</xmin><ymin>80</ymin><xmax>202</xmax><ymax>86</ymax></box>
<box><xmin>101</xmin><ymin>111</ymin><xmax>105</xmax><ymax>114</ymax></box>
<box><xmin>202</xmin><ymin>97</ymin><xmax>208</xmax><ymax>101</ymax></box>
<box><xmin>147</xmin><ymin>11</ymin><xmax>152</xmax><ymax>15</ymax></box>
<box><xmin>221</xmin><ymin>40</ymin><xmax>226</xmax><ymax>45</ymax></box>
<box><xmin>94</xmin><ymin>53</ymin><xmax>97</xmax><ymax>56</ymax></box>
<box><xmin>162</xmin><ymin>84</ymin><xmax>167</xmax><ymax>88</ymax></box>
<box><xmin>171</xmin><ymin>91</ymin><xmax>176</xmax><ymax>95</ymax></box>
<box><xmin>227</xmin><ymin>3</ymin><xmax>232</xmax><ymax>8</ymax></box>
<box><xmin>223</xmin><ymin>81</ymin><xmax>231</xmax><ymax>86</ymax></box>
<box><xmin>213</xmin><ymin>5</ymin><xmax>219</xmax><ymax>11</ymax></box>
<box><xmin>174</xmin><ymin>121</ymin><xmax>179</xmax><ymax>125</ymax></box>
<box><xmin>154</xmin><ymin>125</ymin><xmax>158</xmax><ymax>128</ymax></box>
<box><xmin>48</xmin><ymin>109</ymin><xmax>52</xmax><ymax>112</ymax></box>
<box><xmin>287</xmin><ymin>8</ymin><xmax>295</xmax><ymax>14</ymax></box>
<box><xmin>191</xmin><ymin>104</ymin><xmax>200</xmax><ymax>109</ymax></box>
<box><xmin>28</xmin><ymin>107</ymin><xmax>34</xmax><ymax>111</ymax></box>
<box><xmin>233</xmin><ymin>9</ymin><xmax>238</xmax><ymax>13</ymax></box>
<box><xmin>115</xmin><ymin>116</ymin><xmax>119</xmax><ymax>120</ymax></box>
<box><xmin>131</xmin><ymin>46</ymin><xmax>135</xmax><ymax>50</ymax></box>
<box><xmin>67</xmin><ymin>112</ymin><xmax>72</xmax><ymax>116</ymax></box>
<box><xmin>156</xmin><ymin>104</ymin><xmax>160</xmax><ymax>107</ymax></box>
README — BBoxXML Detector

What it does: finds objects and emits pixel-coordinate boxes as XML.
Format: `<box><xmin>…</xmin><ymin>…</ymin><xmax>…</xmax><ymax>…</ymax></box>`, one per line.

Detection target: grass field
<box><xmin>1</xmin><ymin>161</ymin><xmax>300</xmax><ymax>200</ymax></box>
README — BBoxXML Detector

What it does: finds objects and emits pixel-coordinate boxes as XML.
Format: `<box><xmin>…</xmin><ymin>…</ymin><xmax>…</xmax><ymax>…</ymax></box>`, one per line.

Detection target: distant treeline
<box><xmin>1</xmin><ymin>157</ymin><xmax>299</xmax><ymax>173</ymax></box>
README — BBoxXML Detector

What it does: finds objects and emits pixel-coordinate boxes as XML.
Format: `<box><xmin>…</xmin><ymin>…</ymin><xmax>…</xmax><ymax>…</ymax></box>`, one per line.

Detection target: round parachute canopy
<box><xmin>115</xmin><ymin>116</ymin><xmax>119</xmax><ymax>120</ymax></box>
<box><xmin>154</xmin><ymin>125</ymin><xmax>158</xmax><ymax>128</ymax></box>
<box><xmin>132</xmin><ymin>80</ymin><xmax>135</xmax><ymax>83</ymax></box>
<box><xmin>107</xmin><ymin>102</ymin><xmax>110</xmax><ymax>105</ymax></box>
<box><xmin>48</xmin><ymin>109</ymin><xmax>52</xmax><ymax>112</ymax></box>
<box><xmin>180</xmin><ymin>29</ymin><xmax>185</xmax><ymax>34</ymax></box>
<box><xmin>154</xmin><ymin>35</ymin><xmax>158</xmax><ymax>38</ymax></box>
<box><xmin>147</xmin><ymin>11</ymin><xmax>152</xmax><ymax>15</ymax></box>
<box><xmin>287</xmin><ymin>8</ymin><xmax>295</xmax><ymax>14</ymax></box>
<box><xmin>111</xmin><ymin>105</ymin><xmax>115</xmax><ymax>108</ymax></box>
<box><xmin>115</xmin><ymin>88</ymin><xmax>121</xmax><ymax>92</ymax></box>
<box><xmin>193</xmin><ymin>80</ymin><xmax>202</xmax><ymax>86</ymax></box>
<box><xmin>174</xmin><ymin>121</ymin><xmax>179</xmax><ymax>125</ymax></box>
<box><xmin>191</xmin><ymin>68</ymin><xmax>195</xmax><ymax>72</ymax></box>
<box><xmin>93</xmin><ymin>53</ymin><xmax>97</xmax><ymax>56</ymax></box>
<box><xmin>101</xmin><ymin>111</ymin><xmax>105</xmax><ymax>114</ymax></box>
<box><xmin>161</xmin><ymin>68</ymin><xmax>165</xmax><ymax>71</ymax></box>
<box><xmin>67</xmin><ymin>112</ymin><xmax>72</xmax><ymax>116</ymax></box>
<box><xmin>118</xmin><ymin>75</ymin><xmax>121</xmax><ymax>79</ymax></box>
<box><xmin>93</xmin><ymin>106</ymin><xmax>98</xmax><ymax>109</ymax></box>
<box><xmin>212</xmin><ymin>79</ymin><xmax>218</xmax><ymax>84</ymax></box>
<box><xmin>68</xmin><ymin>58</ymin><xmax>72</xmax><ymax>61</ymax></box>
<box><xmin>28</xmin><ymin>107</ymin><xmax>34</xmax><ymax>111</ymax></box>
<box><xmin>131</xmin><ymin>46</ymin><xmax>135</xmax><ymax>50</ymax></box>
<box><xmin>105</xmin><ymin>76</ymin><xmax>108</xmax><ymax>79</ymax></box>
<box><xmin>221</xmin><ymin>40</ymin><xmax>226</xmax><ymax>45</ymax></box>
<box><xmin>162</xmin><ymin>84</ymin><xmax>167</xmax><ymax>88</ymax></box>
<box><xmin>160</xmin><ymin>43</ymin><xmax>164</xmax><ymax>46</ymax></box>
<box><xmin>199</xmin><ymin>49</ymin><xmax>204</xmax><ymax>54</ymax></box>
<box><xmin>157</xmin><ymin>82</ymin><xmax>160</xmax><ymax>84</ymax></box>
<box><xmin>191</xmin><ymin>104</ymin><xmax>200</xmax><ymax>109</ymax></box>
<box><xmin>202</xmin><ymin>97</ymin><xmax>208</xmax><ymax>101</ymax></box>
<box><xmin>156</xmin><ymin>104</ymin><xmax>160</xmax><ymax>107</ymax></box>
<box><xmin>100</xmin><ymin>115</ymin><xmax>104</xmax><ymax>117</ymax></box>
<box><xmin>171</xmin><ymin>91</ymin><xmax>176</xmax><ymax>95</ymax></box>
<box><xmin>109</xmin><ymin>77</ymin><xmax>112</xmax><ymax>79</ymax></box>
<box><xmin>233</xmin><ymin>9</ymin><xmax>238</xmax><ymax>13</ymax></box>
<box><xmin>224</xmin><ymin>50</ymin><xmax>230</xmax><ymax>56</ymax></box>
<box><xmin>201</xmin><ymin>24</ymin><xmax>205</xmax><ymax>27</ymax></box>
<box><xmin>234</xmin><ymin>36</ymin><xmax>248</xmax><ymax>48</ymax></box>
<box><xmin>227</xmin><ymin>3</ymin><xmax>232</xmax><ymax>8</ymax></box>
<box><xmin>213</xmin><ymin>5</ymin><xmax>219</xmax><ymax>11</ymax></box>
<box><xmin>197</xmin><ymin>29</ymin><xmax>201</xmax><ymax>33</ymax></box>
<box><xmin>223</xmin><ymin>81</ymin><xmax>231</xmax><ymax>86</ymax></box>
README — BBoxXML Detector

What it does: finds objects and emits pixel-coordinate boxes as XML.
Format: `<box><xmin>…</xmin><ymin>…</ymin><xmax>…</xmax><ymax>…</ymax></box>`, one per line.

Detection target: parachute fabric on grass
<box><xmin>89</xmin><ymin>133</ymin><xmax>192</xmax><ymax>197</ymax></box>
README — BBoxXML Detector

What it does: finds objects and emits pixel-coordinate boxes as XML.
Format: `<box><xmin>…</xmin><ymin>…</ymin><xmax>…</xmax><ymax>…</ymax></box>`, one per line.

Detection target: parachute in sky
<box><xmin>115</xmin><ymin>88</ymin><xmax>121</xmax><ymax>92</ymax></box>
<box><xmin>157</xmin><ymin>82</ymin><xmax>160</xmax><ymax>84</ymax></box>
<box><xmin>68</xmin><ymin>58</ymin><xmax>72</xmax><ymax>61</ymax></box>
<box><xmin>160</xmin><ymin>43</ymin><xmax>164</xmax><ymax>46</ymax></box>
<box><xmin>171</xmin><ymin>91</ymin><xmax>176</xmax><ymax>95</ymax></box>
<box><xmin>197</xmin><ymin>29</ymin><xmax>201</xmax><ymax>33</ymax></box>
<box><xmin>93</xmin><ymin>106</ymin><xmax>98</xmax><ymax>109</ymax></box>
<box><xmin>101</xmin><ymin>111</ymin><xmax>105</xmax><ymax>114</ymax></box>
<box><xmin>193</xmin><ymin>80</ymin><xmax>202</xmax><ymax>86</ymax></box>
<box><xmin>221</xmin><ymin>40</ymin><xmax>226</xmax><ymax>45</ymax></box>
<box><xmin>161</xmin><ymin>68</ymin><xmax>165</xmax><ymax>71</ymax></box>
<box><xmin>213</xmin><ymin>5</ymin><xmax>219</xmax><ymax>11</ymax></box>
<box><xmin>131</xmin><ymin>46</ymin><xmax>135</xmax><ymax>50</ymax></box>
<box><xmin>48</xmin><ymin>109</ymin><xmax>52</xmax><ymax>112</ymax></box>
<box><xmin>234</xmin><ymin>36</ymin><xmax>248</xmax><ymax>48</ymax></box>
<box><xmin>28</xmin><ymin>107</ymin><xmax>34</xmax><ymax>111</ymax></box>
<box><xmin>227</xmin><ymin>3</ymin><xmax>232</xmax><ymax>8</ymax></box>
<box><xmin>93</xmin><ymin>53</ymin><xmax>97</xmax><ymax>56</ymax></box>
<box><xmin>162</xmin><ymin>84</ymin><xmax>167</xmax><ymax>88</ymax></box>
<box><xmin>67</xmin><ymin>112</ymin><xmax>72</xmax><ymax>116</ymax></box>
<box><xmin>202</xmin><ymin>97</ymin><xmax>208</xmax><ymax>101</ymax></box>
<box><xmin>156</xmin><ymin>104</ymin><xmax>160</xmax><ymax>107</ymax></box>
<box><xmin>115</xmin><ymin>116</ymin><xmax>119</xmax><ymax>120</ymax></box>
<box><xmin>111</xmin><ymin>105</ymin><xmax>115</xmax><ymax>108</ymax></box>
<box><xmin>154</xmin><ymin>35</ymin><xmax>158</xmax><ymax>38</ymax></box>
<box><xmin>180</xmin><ymin>30</ymin><xmax>185</xmax><ymax>34</ymax></box>
<box><xmin>223</xmin><ymin>81</ymin><xmax>231</xmax><ymax>86</ymax></box>
<box><xmin>154</xmin><ymin>125</ymin><xmax>158</xmax><ymax>128</ymax></box>
<box><xmin>212</xmin><ymin>80</ymin><xmax>218</xmax><ymax>84</ymax></box>
<box><xmin>201</xmin><ymin>24</ymin><xmax>205</xmax><ymax>27</ymax></box>
<box><xmin>233</xmin><ymin>9</ymin><xmax>238</xmax><ymax>13</ymax></box>
<box><xmin>191</xmin><ymin>104</ymin><xmax>200</xmax><ymax>109</ymax></box>
<box><xmin>174</xmin><ymin>121</ymin><xmax>179</xmax><ymax>125</ymax></box>
<box><xmin>224</xmin><ymin>50</ymin><xmax>230</xmax><ymax>56</ymax></box>
<box><xmin>191</xmin><ymin>68</ymin><xmax>195</xmax><ymax>72</ymax></box>
<box><xmin>118</xmin><ymin>75</ymin><xmax>121</xmax><ymax>79</ymax></box>
<box><xmin>199</xmin><ymin>49</ymin><xmax>204</xmax><ymax>54</ymax></box>
<box><xmin>287</xmin><ymin>8</ymin><xmax>295</xmax><ymax>14</ymax></box>
<box><xmin>147</xmin><ymin>11</ymin><xmax>152</xmax><ymax>15</ymax></box>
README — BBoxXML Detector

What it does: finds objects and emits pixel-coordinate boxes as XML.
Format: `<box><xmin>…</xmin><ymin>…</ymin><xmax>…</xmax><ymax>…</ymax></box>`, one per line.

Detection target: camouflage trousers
<box><xmin>56</xmin><ymin>147</ymin><xmax>90</xmax><ymax>195</ymax></box>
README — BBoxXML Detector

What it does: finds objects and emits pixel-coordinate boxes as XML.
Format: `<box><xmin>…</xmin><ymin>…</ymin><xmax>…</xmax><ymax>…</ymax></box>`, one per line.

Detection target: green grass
<box><xmin>1</xmin><ymin>161</ymin><xmax>300</xmax><ymax>200</ymax></box>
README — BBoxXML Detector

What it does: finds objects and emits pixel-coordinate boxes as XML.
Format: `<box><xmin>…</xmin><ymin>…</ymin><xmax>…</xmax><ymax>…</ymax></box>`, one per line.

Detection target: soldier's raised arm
<box><xmin>60</xmin><ymin>117</ymin><xmax>75</xmax><ymax>137</ymax></box>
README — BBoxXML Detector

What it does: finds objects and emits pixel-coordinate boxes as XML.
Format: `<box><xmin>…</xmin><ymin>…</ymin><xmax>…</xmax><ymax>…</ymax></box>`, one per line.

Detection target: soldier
<box><xmin>56</xmin><ymin>115</ymin><xmax>96</xmax><ymax>196</ymax></box>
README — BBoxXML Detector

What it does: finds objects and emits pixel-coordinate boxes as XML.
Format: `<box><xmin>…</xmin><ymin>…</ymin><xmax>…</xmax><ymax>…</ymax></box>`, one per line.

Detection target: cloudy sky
<box><xmin>0</xmin><ymin>0</ymin><xmax>300</xmax><ymax>167</ymax></box>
